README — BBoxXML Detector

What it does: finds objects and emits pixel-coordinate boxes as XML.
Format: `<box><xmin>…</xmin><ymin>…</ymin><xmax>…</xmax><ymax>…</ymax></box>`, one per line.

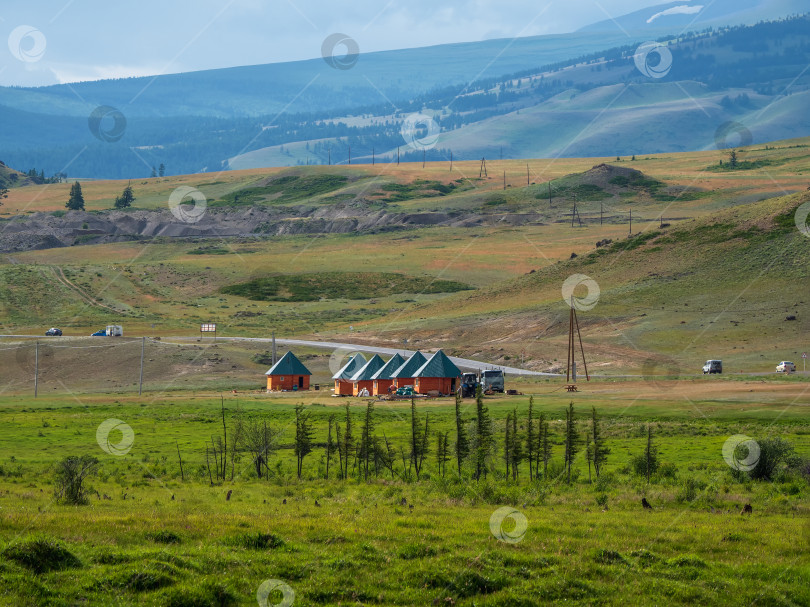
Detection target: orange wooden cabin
<box><xmin>333</xmin><ymin>353</ymin><xmax>366</xmax><ymax>396</ymax></box>
<box><xmin>350</xmin><ymin>354</ymin><xmax>385</xmax><ymax>396</ymax></box>
<box><xmin>412</xmin><ymin>350</ymin><xmax>462</xmax><ymax>396</ymax></box>
<box><xmin>265</xmin><ymin>351</ymin><xmax>312</xmax><ymax>392</ymax></box>
<box><xmin>391</xmin><ymin>351</ymin><xmax>427</xmax><ymax>389</ymax></box>
<box><xmin>371</xmin><ymin>353</ymin><xmax>406</xmax><ymax>396</ymax></box>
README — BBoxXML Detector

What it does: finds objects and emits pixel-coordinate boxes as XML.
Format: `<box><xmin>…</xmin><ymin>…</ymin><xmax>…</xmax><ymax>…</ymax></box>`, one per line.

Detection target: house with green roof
<box><xmin>370</xmin><ymin>353</ymin><xmax>405</xmax><ymax>396</ymax></box>
<box><xmin>265</xmin><ymin>351</ymin><xmax>312</xmax><ymax>392</ymax></box>
<box><xmin>391</xmin><ymin>351</ymin><xmax>427</xmax><ymax>389</ymax></box>
<box><xmin>412</xmin><ymin>350</ymin><xmax>462</xmax><ymax>395</ymax></box>
<box><xmin>333</xmin><ymin>353</ymin><xmax>367</xmax><ymax>396</ymax></box>
<box><xmin>350</xmin><ymin>354</ymin><xmax>386</xmax><ymax>396</ymax></box>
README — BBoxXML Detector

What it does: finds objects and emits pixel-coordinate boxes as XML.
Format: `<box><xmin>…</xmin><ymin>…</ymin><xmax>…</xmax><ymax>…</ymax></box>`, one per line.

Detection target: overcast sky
<box><xmin>0</xmin><ymin>0</ymin><xmax>665</xmax><ymax>86</ymax></box>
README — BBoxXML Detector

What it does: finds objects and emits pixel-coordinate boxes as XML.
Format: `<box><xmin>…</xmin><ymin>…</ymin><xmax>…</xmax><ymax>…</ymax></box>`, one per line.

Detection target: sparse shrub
<box><xmin>749</xmin><ymin>437</ymin><xmax>794</xmax><ymax>481</ymax></box>
<box><xmin>3</xmin><ymin>538</ymin><xmax>81</xmax><ymax>574</ymax></box>
<box><xmin>54</xmin><ymin>455</ymin><xmax>98</xmax><ymax>505</ymax></box>
<box><xmin>146</xmin><ymin>530</ymin><xmax>181</xmax><ymax>544</ymax></box>
<box><xmin>630</xmin><ymin>549</ymin><xmax>659</xmax><ymax>567</ymax></box>
<box><xmin>594</xmin><ymin>548</ymin><xmax>628</xmax><ymax>565</ymax></box>
<box><xmin>595</xmin><ymin>493</ymin><xmax>609</xmax><ymax>509</ymax></box>
<box><xmin>677</xmin><ymin>477</ymin><xmax>703</xmax><ymax>502</ymax></box>
<box><xmin>227</xmin><ymin>532</ymin><xmax>285</xmax><ymax>550</ymax></box>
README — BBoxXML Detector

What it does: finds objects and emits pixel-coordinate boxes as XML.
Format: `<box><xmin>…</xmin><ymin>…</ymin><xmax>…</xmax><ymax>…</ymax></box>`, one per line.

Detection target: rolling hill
<box><xmin>0</xmin><ymin>15</ymin><xmax>808</xmax><ymax>179</ymax></box>
<box><xmin>0</xmin><ymin>137</ymin><xmax>807</xmax><ymax>374</ymax></box>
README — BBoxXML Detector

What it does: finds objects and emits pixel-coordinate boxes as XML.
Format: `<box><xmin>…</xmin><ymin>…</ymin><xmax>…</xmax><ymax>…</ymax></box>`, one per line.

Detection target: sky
<box><xmin>0</xmin><ymin>0</ymin><xmax>667</xmax><ymax>87</ymax></box>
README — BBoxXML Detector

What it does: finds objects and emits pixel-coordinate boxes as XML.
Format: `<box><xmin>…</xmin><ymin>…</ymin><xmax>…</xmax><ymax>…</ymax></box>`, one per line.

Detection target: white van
<box><xmin>702</xmin><ymin>360</ymin><xmax>722</xmax><ymax>374</ymax></box>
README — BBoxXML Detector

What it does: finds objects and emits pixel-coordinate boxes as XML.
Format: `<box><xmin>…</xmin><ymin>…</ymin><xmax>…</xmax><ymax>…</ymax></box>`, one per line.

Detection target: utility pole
<box><xmin>272</xmin><ymin>331</ymin><xmax>277</xmax><ymax>366</ymax></box>
<box><xmin>629</xmin><ymin>209</ymin><xmax>632</xmax><ymax>236</ymax></box>
<box><xmin>348</xmin><ymin>146</ymin><xmax>351</xmax><ymax>165</ymax></box>
<box><xmin>397</xmin><ymin>147</ymin><xmax>400</xmax><ymax>165</ymax></box>
<box><xmin>503</xmin><ymin>171</ymin><xmax>506</xmax><ymax>190</ymax></box>
<box><xmin>527</xmin><ymin>164</ymin><xmax>530</xmax><ymax>186</ymax></box>
<box><xmin>34</xmin><ymin>341</ymin><xmax>38</xmax><ymax>397</ymax></box>
<box><xmin>139</xmin><ymin>336</ymin><xmax>145</xmax><ymax>396</ymax></box>
<box><xmin>450</xmin><ymin>150</ymin><xmax>453</xmax><ymax>172</ymax></box>
<box><xmin>372</xmin><ymin>148</ymin><xmax>375</xmax><ymax>165</ymax></box>
<box><xmin>328</xmin><ymin>148</ymin><xmax>331</xmax><ymax>166</ymax></box>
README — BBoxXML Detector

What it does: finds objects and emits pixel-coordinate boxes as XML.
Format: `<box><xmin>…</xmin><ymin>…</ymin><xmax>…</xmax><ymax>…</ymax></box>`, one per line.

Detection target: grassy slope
<box><xmin>378</xmin><ymin>190</ymin><xmax>810</xmax><ymax>373</ymax></box>
<box><xmin>1</xmin><ymin>140</ymin><xmax>809</xmax><ymax>374</ymax></box>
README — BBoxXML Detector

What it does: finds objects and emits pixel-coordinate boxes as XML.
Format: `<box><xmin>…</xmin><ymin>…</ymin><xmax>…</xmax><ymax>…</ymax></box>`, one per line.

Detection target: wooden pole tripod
<box><xmin>566</xmin><ymin>297</ymin><xmax>590</xmax><ymax>386</ymax></box>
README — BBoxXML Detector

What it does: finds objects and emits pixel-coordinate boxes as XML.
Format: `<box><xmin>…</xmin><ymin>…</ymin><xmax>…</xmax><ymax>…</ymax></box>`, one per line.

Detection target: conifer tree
<box><xmin>294</xmin><ymin>405</ymin><xmax>314</xmax><ymax>479</ymax></box>
<box><xmin>454</xmin><ymin>391</ymin><xmax>470</xmax><ymax>476</ymax></box>
<box><xmin>563</xmin><ymin>402</ymin><xmax>580</xmax><ymax>484</ymax></box>
<box><xmin>114</xmin><ymin>183</ymin><xmax>135</xmax><ymax>209</ymax></box>
<box><xmin>526</xmin><ymin>396</ymin><xmax>535</xmax><ymax>481</ymax></box>
<box><xmin>66</xmin><ymin>181</ymin><xmax>85</xmax><ymax>210</ymax></box>
<box><xmin>591</xmin><ymin>406</ymin><xmax>610</xmax><ymax>478</ymax></box>
<box><xmin>474</xmin><ymin>384</ymin><xmax>493</xmax><ymax>480</ymax></box>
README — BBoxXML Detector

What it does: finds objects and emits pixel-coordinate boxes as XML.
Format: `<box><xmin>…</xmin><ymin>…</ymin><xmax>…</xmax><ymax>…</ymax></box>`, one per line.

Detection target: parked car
<box><xmin>45</xmin><ymin>328</ymin><xmax>62</xmax><ymax>336</ymax></box>
<box><xmin>776</xmin><ymin>361</ymin><xmax>796</xmax><ymax>373</ymax></box>
<box><xmin>91</xmin><ymin>329</ymin><xmax>107</xmax><ymax>336</ymax></box>
<box><xmin>702</xmin><ymin>360</ymin><xmax>722</xmax><ymax>374</ymax></box>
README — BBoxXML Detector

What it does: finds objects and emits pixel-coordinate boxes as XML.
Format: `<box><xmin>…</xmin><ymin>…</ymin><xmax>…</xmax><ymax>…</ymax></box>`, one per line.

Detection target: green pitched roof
<box><xmin>390</xmin><ymin>351</ymin><xmax>427</xmax><ymax>379</ymax></box>
<box><xmin>370</xmin><ymin>353</ymin><xmax>406</xmax><ymax>381</ymax></box>
<box><xmin>412</xmin><ymin>350</ymin><xmax>461</xmax><ymax>378</ymax></box>
<box><xmin>332</xmin><ymin>353</ymin><xmax>367</xmax><ymax>380</ymax></box>
<box><xmin>265</xmin><ymin>351</ymin><xmax>312</xmax><ymax>376</ymax></box>
<box><xmin>350</xmin><ymin>354</ymin><xmax>386</xmax><ymax>382</ymax></box>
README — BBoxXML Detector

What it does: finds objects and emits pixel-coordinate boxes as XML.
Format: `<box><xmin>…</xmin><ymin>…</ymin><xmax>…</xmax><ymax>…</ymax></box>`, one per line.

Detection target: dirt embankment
<box><xmin>0</xmin><ymin>204</ymin><xmax>545</xmax><ymax>253</ymax></box>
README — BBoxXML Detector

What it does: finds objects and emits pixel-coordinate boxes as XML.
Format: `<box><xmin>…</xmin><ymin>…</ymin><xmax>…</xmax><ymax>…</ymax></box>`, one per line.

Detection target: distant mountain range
<box><xmin>0</xmin><ymin>8</ymin><xmax>808</xmax><ymax>179</ymax></box>
<box><xmin>581</xmin><ymin>0</ymin><xmax>807</xmax><ymax>32</ymax></box>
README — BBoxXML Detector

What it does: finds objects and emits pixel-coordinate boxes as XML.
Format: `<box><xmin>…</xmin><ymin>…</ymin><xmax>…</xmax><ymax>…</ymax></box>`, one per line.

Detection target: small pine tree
<box><xmin>539</xmin><ymin>412</ymin><xmax>552</xmax><ymax>479</ymax></box>
<box><xmin>294</xmin><ymin>405</ymin><xmax>314</xmax><ymax>479</ymax></box>
<box><xmin>325</xmin><ymin>414</ymin><xmax>336</xmax><ymax>480</ymax></box>
<box><xmin>510</xmin><ymin>407</ymin><xmax>522</xmax><ymax>481</ymax></box>
<box><xmin>150</xmin><ymin>166</ymin><xmax>157</xmax><ymax>178</ymax></box>
<box><xmin>158</xmin><ymin>163</ymin><xmax>166</xmax><ymax>177</ymax></box>
<box><xmin>591</xmin><ymin>406</ymin><xmax>610</xmax><ymax>478</ymax></box>
<box><xmin>563</xmin><ymin>402</ymin><xmax>580</xmax><ymax>484</ymax></box>
<box><xmin>504</xmin><ymin>411</ymin><xmax>512</xmax><ymax>478</ymax></box>
<box><xmin>114</xmin><ymin>184</ymin><xmax>135</xmax><ymax>209</ymax></box>
<box><xmin>474</xmin><ymin>384</ymin><xmax>493</xmax><ymax>480</ymax></box>
<box><xmin>454</xmin><ymin>392</ymin><xmax>469</xmax><ymax>476</ymax></box>
<box><xmin>359</xmin><ymin>401</ymin><xmax>375</xmax><ymax>481</ymax></box>
<box><xmin>645</xmin><ymin>424</ymin><xmax>657</xmax><ymax>484</ymax></box>
<box><xmin>66</xmin><ymin>181</ymin><xmax>85</xmax><ymax>211</ymax></box>
<box><xmin>526</xmin><ymin>396</ymin><xmax>535</xmax><ymax>481</ymax></box>
<box><xmin>729</xmin><ymin>150</ymin><xmax>738</xmax><ymax>168</ymax></box>
<box><xmin>342</xmin><ymin>403</ymin><xmax>353</xmax><ymax>480</ymax></box>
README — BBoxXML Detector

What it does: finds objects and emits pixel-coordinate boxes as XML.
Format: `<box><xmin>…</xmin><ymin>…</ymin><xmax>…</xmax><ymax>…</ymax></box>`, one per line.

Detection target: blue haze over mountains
<box><xmin>1</xmin><ymin>1</ymin><xmax>808</xmax><ymax>179</ymax></box>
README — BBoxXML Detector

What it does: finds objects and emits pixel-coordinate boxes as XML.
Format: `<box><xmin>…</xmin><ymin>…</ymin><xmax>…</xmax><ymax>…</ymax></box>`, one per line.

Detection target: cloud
<box><xmin>646</xmin><ymin>4</ymin><xmax>703</xmax><ymax>24</ymax></box>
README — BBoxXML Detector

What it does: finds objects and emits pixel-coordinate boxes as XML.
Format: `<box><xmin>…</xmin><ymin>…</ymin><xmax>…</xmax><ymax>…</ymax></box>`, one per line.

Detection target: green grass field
<box><xmin>0</xmin><ymin>384</ymin><xmax>808</xmax><ymax>606</ymax></box>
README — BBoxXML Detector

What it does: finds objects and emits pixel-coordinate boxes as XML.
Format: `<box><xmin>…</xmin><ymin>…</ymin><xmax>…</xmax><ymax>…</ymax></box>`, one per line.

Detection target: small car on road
<box><xmin>45</xmin><ymin>328</ymin><xmax>62</xmax><ymax>336</ymax></box>
<box><xmin>702</xmin><ymin>360</ymin><xmax>722</xmax><ymax>374</ymax></box>
<box><xmin>776</xmin><ymin>361</ymin><xmax>796</xmax><ymax>373</ymax></box>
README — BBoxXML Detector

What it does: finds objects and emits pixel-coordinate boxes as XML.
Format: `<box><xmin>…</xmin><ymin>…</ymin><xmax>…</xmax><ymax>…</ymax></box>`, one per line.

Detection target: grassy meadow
<box><xmin>0</xmin><ymin>383</ymin><xmax>808</xmax><ymax>606</ymax></box>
